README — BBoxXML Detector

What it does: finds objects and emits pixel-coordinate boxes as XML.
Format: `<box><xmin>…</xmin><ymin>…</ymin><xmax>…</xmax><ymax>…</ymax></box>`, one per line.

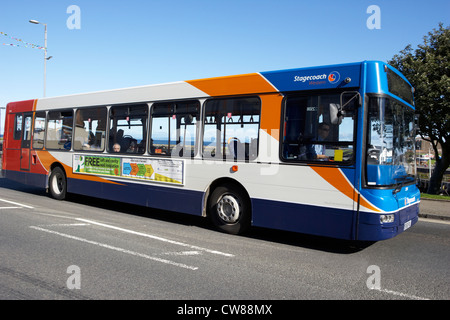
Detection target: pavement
<box><xmin>419</xmin><ymin>198</ymin><xmax>450</xmax><ymax>221</ymax></box>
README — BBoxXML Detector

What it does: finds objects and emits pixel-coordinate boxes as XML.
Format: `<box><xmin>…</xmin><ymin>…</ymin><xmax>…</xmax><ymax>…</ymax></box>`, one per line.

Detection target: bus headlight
<box><xmin>380</xmin><ymin>214</ymin><xmax>395</xmax><ymax>223</ymax></box>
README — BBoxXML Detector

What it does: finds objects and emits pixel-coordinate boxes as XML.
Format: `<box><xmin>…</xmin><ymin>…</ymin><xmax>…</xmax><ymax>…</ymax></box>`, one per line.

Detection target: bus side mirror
<box><xmin>330</xmin><ymin>91</ymin><xmax>361</xmax><ymax>125</ymax></box>
<box><xmin>329</xmin><ymin>103</ymin><xmax>343</xmax><ymax>125</ymax></box>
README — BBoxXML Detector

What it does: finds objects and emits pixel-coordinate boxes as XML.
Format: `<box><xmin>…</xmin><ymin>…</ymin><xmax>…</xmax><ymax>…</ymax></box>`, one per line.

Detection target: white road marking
<box><xmin>29</xmin><ymin>226</ymin><xmax>198</xmax><ymax>271</ymax></box>
<box><xmin>36</xmin><ymin>223</ymin><xmax>89</xmax><ymax>227</ymax></box>
<box><xmin>0</xmin><ymin>207</ymin><xmax>20</xmax><ymax>210</ymax></box>
<box><xmin>371</xmin><ymin>287</ymin><xmax>429</xmax><ymax>300</ymax></box>
<box><xmin>76</xmin><ymin>218</ymin><xmax>235</xmax><ymax>257</ymax></box>
<box><xmin>0</xmin><ymin>198</ymin><xmax>34</xmax><ymax>209</ymax></box>
<box><xmin>164</xmin><ymin>251</ymin><xmax>201</xmax><ymax>256</ymax></box>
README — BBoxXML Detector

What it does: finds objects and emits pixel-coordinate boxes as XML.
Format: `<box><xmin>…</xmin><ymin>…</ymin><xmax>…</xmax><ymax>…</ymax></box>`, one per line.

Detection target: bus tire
<box><xmin>49</xmin><ymin>167</ymin><xmax>67</xmax><ymax>200</ymax></box>
<box><xmin>207</xmin><ymin>183</ymin><xmax>251</xmax><ymax>235</ymax></box>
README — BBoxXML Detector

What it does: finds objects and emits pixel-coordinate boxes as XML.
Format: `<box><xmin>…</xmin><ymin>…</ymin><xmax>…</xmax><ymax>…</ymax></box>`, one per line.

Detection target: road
<box><xmin>0</xmin><ymin>177</ymin><xmax>449</xmax><ymax>303</ymax></box>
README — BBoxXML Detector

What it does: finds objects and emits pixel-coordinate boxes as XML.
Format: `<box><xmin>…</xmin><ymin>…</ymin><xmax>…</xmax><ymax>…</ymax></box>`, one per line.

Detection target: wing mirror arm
<box><xmin>330</xmin><ymin>91</ymin><xmax>361</xmax><ymax>125</ymax></box>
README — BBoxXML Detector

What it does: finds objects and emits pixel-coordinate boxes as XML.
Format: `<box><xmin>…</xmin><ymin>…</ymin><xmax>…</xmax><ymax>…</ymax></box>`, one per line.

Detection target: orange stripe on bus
<box><xmin>186</xmin><ymin>73</ymin><xmax>276</xmax><ymax>97</ymax></box>
<box><xmin>187</xmin><ymin>75</ymin><xmax>282</xmax><ymax>141</ymax></box>
<box><xmin>260</xmin><ymin>94</ymin><xmax>283</xmax><ymax>141</ymax></box>
<box><xmin>311</xmin><ymin>166</ymin><xmax>381</xmax><ymax>212</ymax></box>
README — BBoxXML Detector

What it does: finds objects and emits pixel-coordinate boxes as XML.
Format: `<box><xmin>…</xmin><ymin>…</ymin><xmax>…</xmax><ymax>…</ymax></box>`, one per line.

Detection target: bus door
<box><xmin>20</xmin><ymin>113</ymin><xmax>32</xmax><ymax>171</ymax></box>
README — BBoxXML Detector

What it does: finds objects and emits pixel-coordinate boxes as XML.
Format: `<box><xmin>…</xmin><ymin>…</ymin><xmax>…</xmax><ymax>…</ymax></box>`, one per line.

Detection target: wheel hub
<box><xmin>217</xmin><ymin>195</ymin><xmax>240</xmax><ymax>223</ymax></box>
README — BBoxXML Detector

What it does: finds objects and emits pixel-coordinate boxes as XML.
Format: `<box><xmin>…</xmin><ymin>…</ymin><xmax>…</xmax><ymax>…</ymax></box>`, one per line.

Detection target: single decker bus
<box><xmin>2</xmin><ymin>61</ymin><xmax>420</xmax><ymax>241</ymax></box>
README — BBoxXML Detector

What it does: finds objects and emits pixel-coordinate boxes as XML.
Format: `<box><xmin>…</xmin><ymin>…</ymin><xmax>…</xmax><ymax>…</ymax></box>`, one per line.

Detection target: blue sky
<box><xmin>1</xmin><ymin>0</ymin><xmax>449</xmax><ymax>133</ymax></box>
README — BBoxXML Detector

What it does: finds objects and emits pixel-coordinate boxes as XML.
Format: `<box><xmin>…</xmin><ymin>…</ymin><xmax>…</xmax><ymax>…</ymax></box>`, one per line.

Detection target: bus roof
<box><xmin>8</xmin><ymin>60</ymin><xmax>406</xmax><ymax>111</ymax></box>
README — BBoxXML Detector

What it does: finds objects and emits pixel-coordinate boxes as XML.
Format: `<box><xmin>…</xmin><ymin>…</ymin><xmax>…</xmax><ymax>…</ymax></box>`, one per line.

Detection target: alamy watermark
<box><xmin>366</xmin><ymin>5</ymin><xmax>381</xmax><ymax>30</ymax></box>
<box><xmin>67</xmin><ymin>5</ymin><xmax>81</xmax><ymax>30</ymax></box>
<box><xmin>366</xmin><ymin>265</ymin><xmax>381</xmax><ymax>290</ymax></box>
<box><xmin>67</xmin><ymin>265</ymin><xmax>81</xmax><ymax>289</ymax></box>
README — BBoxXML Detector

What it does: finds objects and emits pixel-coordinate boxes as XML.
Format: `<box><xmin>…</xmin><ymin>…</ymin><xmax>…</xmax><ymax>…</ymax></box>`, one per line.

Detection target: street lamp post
<box><xmin>29</xmin><ymin>19</ymin><xmax>49</xmax><ymax>97</ymax></box>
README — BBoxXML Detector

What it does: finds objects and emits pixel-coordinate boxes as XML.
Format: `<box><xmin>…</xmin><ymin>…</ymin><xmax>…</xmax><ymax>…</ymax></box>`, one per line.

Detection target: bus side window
<box><xmin>74</xmin><ymin>107</ymin><xmax>107</xmax><ymax>151</ymax></box>
<box><xmin>32</xmin><ymin>112</ymin><xmax>46</xmax><ymax>149</ymax></box>
<box><xmin>14</xmin><ymin>114</ymin><xmax>23</xmax><ymax>140</ymax></box>
<box><xmin>46</xmin><ymin>110</ymin><xmax>73</xmax><ymax>150</ymax></box>
<box><xmin>108</xmin><ymin>104</ymin><xmax>147</xmax><ymax>154</ymax></box>
<box><xmin>203</xmin><ymin>97</ymin><xmax>261</xmax><ymax>161</ymax></box>
<box><xmin>150</xmin><ymin>100</ymin><xmax>200</xmax><ymax>157</ymax></box>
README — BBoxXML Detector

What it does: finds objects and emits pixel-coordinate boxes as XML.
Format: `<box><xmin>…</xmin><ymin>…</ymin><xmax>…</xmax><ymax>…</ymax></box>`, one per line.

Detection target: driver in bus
<box><xmin>314</xmin><ymin>122</ymin><xmax>330</xmax><ymax>160</ymax></box>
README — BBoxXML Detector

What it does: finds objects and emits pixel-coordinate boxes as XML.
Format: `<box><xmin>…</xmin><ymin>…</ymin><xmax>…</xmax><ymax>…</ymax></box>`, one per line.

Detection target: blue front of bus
<box><xmin>358</xmin><ymin>62</ymin><xmax>420</xmax><ymax>241</ymax></box>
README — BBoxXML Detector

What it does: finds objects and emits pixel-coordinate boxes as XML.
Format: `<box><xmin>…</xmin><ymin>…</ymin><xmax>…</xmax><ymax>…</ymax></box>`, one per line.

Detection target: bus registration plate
<box><xmin>404</xmin><ymin>220</ymin><xmax>412</xmax><ymax>231</ymax></box>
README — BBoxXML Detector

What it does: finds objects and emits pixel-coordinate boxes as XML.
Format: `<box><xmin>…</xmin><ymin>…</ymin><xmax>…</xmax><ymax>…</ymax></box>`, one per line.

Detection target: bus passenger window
<box><xmin>150</xmin><ymin>100</ymin><xmax>200</xmax><ymax>157</ymax></box>
<box><xmin>203</xmin><ymin>97</ymin><xmax>260</xmax><ymax>161</ymax></box>
<box><xmin>32</xmin><ymin>112</ymin><xmax>46</xmax><ymax>149</ymax></box>
<box><xmin>74</xmin><ymin>107</ymin><xmax>107</xmax><ymax>151</ymax></box>
<box><xmin>108</xmin><ymin>104</ymin><xmax>147</xmax><ymax>154</ymax></box>
<box><xmin>46</xmin><ymin>110</ymin><xmax>73</xmax><ymax>150</ymax></box>
<box><xmin>14</xmin><ymin>114</ymin><xmax>22</xmax><ymax>140</ymax></box>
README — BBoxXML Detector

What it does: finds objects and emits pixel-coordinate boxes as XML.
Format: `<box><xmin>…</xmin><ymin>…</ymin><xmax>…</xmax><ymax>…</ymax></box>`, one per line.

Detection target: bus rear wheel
<box><xmin>208</xmin><ymin>184</ymin><xmax>250</xmax><ymax>235</ymax></box>
<box><xmin>49</xmin><ymin>167</ymin><xmax>67</xmax><ymax>200</ymax></box>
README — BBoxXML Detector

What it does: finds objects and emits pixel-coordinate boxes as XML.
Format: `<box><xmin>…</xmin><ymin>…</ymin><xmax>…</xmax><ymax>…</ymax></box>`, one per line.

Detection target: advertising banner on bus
<box><xmin>73</xmin><ymin>155</ymin><xmax>184</xmax><ymax>185</ymax></box>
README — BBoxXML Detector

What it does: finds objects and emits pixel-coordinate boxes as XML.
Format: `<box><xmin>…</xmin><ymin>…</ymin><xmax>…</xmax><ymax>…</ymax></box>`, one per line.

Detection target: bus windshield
<box><xmin>366</xmin><ymin>97</ymin><xmax>416</xmax><ymax>186</ymax></box>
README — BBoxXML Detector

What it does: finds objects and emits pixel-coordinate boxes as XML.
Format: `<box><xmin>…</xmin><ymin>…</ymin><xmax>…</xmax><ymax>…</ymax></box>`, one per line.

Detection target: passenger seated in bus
<box><xmin>109</xmin><ymin>128</ymin><xmax>125</xmax><ymax>152</ymax></box>
<box><xmin>113</xmin><ymin>143</ymin><xmax>121</xmax><ymax>152</ymax></box>
<box><xmin>127</xmin><ymin>140</ymin><xmax>137</xmax><ymax>153</ymax></box>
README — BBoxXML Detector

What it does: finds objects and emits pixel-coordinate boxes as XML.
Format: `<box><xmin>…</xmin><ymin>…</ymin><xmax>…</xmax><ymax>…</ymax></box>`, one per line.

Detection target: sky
<box><xmin>1</xmin><ymin>0</ymin><xmax>449</xmax><ymax>134</ymax></box>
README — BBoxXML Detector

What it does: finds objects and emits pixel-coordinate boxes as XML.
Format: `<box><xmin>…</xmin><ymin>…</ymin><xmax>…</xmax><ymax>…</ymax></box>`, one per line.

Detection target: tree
<box><xmin>389</xmin><ymin>23</ymin><xmax>450</xmax><ymax>194</ymax></box>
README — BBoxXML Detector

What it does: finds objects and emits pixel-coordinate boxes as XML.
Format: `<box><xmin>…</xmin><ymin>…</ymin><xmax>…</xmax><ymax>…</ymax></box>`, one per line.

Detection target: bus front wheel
<box><xmin>49</xmin><ymin>167</ymin><xmax>67</xmax><ymax>200</ymax></box>
<box><xmin>208</xmin><ymin>184</ymin><xmax>250</xmax><ymax>235</ymax></box>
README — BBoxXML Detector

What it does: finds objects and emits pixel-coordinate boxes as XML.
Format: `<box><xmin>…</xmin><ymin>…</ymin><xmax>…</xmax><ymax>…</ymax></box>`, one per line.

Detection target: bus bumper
<box><xmin>357</xmin><ymin>202</ymin><xmax>420</xmax><ymax>241</ymax></box>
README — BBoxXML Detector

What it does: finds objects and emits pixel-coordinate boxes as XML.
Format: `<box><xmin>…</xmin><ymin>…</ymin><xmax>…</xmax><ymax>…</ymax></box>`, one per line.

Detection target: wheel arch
<box><xmin>49</xmin><ymin>162</ymin><xmax>67</xmax><ymax>179</ymax></box>
<box><xmin>202</xmin><ymin>177</ymin><xmax>252</xmax><ymax>219</ymax></box>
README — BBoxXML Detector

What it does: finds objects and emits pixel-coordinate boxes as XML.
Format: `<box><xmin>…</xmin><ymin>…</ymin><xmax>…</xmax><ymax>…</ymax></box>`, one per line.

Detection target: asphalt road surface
<box><xmin>1</xmin><ymin>178</ymin><xmax>449</xmax><ymax>302</ymax></box>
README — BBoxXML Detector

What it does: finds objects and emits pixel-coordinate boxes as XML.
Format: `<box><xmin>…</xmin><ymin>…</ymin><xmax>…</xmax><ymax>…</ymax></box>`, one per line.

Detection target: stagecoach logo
<box><xmin>294</xmin><ymin>74</ymin><xmax>326</xmax><ymax>82</ymax></box>
<box><xmin>328</xmin><ymin>71</ymin><xmax>340</xmax><ymax>84</ymax></box>
<box><xmin>293</xmin><ymin>70</ymin><xmax>341</xmax><ymax>85</ymax></box>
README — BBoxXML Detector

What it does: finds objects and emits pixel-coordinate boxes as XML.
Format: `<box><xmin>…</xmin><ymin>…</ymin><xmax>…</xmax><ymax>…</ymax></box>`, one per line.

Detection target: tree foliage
<box><xmin>389</xmin><ymin>23</ymin><xmax>450</xmax><ymax>194</ymax></box>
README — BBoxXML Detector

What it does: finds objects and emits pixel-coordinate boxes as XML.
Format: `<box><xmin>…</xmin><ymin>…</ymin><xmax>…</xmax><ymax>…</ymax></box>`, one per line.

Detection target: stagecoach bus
<box><xmin>2</xmin><ymin>61</ymin><xmax>420</xmax><ymax>241</ymax></box>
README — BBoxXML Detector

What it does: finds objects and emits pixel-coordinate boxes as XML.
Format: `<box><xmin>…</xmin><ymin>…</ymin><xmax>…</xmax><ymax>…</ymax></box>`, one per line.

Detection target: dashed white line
<box><xmin>76</xmin><ymin>218</ymin><xmax>235</xmax><ymax>257</ymax></box>
<box><xmin>164</xmin><ymin>251</ymin><xmax>201</xmax><ymax>256</ymax></box>
<box><xmin>29</xmin><ymin>226</ymin><xmax>198</xmax><ymax>271</ymax></box>
<box><xmin>37</xmin><ymin>223</ymin><xmax>89</xmax><ymax>228</ymax></box>
<box><xmin>371</xmin><ymin>287</ymin><xmax>430</xmax><ymax>300</ymax></box>
<box><xmin>0</xmin><ymin>198</ymin><xmax>34</xmax><ymax>209</ymax></box>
